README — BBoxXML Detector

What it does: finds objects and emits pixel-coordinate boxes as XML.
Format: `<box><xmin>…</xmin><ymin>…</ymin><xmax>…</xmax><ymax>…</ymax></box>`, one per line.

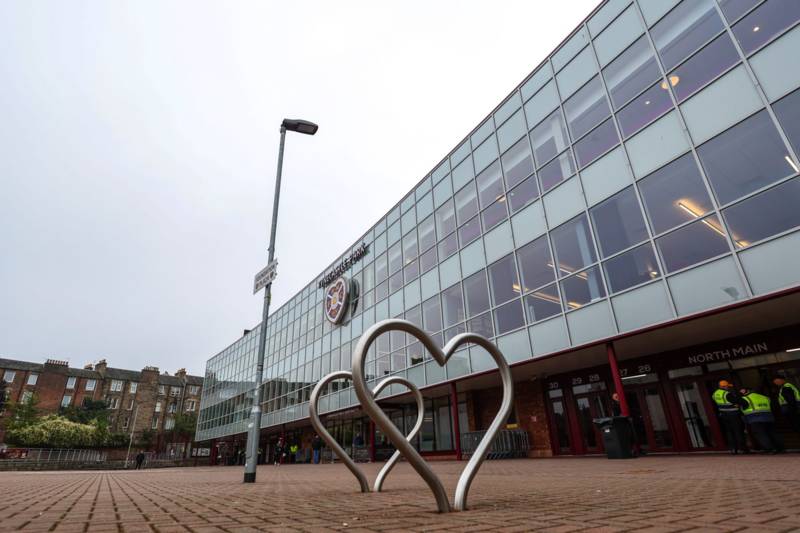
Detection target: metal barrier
<box><xmin>0</xmin><ymin>448</ymin><xmax>107</xmax><ymax>463</ymax></box>
<box><xmin>461</xmin><ymin>429</ymin><xmax>529</xmax><ymax>460</ymax></box>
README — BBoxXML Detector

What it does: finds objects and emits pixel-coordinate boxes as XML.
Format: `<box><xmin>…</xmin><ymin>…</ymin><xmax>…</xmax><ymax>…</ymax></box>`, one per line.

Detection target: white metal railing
<box><xmin>0</xmin><ymin>448</ymin><xmax>107</xmax><ymax>463</ymax></box>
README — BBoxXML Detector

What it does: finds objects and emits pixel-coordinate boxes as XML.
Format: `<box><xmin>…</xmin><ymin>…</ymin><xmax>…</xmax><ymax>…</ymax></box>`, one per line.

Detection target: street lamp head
<box><xmin>281</xmin><ymin>118</ymin><xmax>318</xmax><ymax>135</ymax></box>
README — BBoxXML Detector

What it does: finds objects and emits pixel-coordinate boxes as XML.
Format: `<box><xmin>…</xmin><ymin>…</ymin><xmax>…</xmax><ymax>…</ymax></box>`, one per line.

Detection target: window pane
<box><xmin>435</xmin><ymin>200</ymin><xmax>456</xmax><ymax>237</ymax></box>
<box><xmin>481</xmin><ymin>200</ymin><xmax>508</xmax><ymax>231</ymax></box>
<box><xmin>617</xmin><ymin>81</ymin><xmax>673</xmax><ymax>138</ymax></box>
<box><xmin>530</xmin><ymin>110</ymin><xmax>570</xmax><ymax>167</ymax></box>
<box><xmin>516</xmin><ymin>236</ymin><xmax>556</xmax><ymax>291</ymax></box>
<box><xmin>422</xmin><ymin>296</ymin><xmax>442</xmax><ymax>333</ymax></box>
<box><xmin>638</xmin><ymin>154</ymin><xmax>713</xmax><ymax>235</ymax></box>
<box><xmin>438</xmin><ymin>232</ymin><xmax>458</xmax><ymax>260</ymax></box>
<box><xmin>719</xmin><ymin>0</ymin><xmax>761</xmax><ymax>22</ymax></box>
<box><xmin>574</xmin><ymin>118</ymin><xmax>619</xmax><ymax>168</ymax></box>
<box><xmin>523</xmin><ymin>283</ymin><xmax>562</xmax><ymax>322</ymax></box>
<box><xmin>603</xmin><ymin>36</ymin><xmax>661</xmax><ymax>109</ymax></box>
<box><xmin>403</xmin><ymin>231</ymin><xmax>418</xmax><ymax>262</ymax></box>
<box><xmin>458</xmin><ymin>216</ymin><xmax>481</xmax><ymax>247</ymax></box>
<box><xmin>494</xmin><ymin>299</ymin><xmax>525</xmax><ymax>335</ymax></box>
<box><xmin>476</xmin><ymin>160</ymin><xmax>504</xmax><ymax>208</ymax></box>
<box><xmin>539</xmin><ymin>149</ymin><xmax>576</xmax><ymax>192</ymax></box>
<box><xmin>389</xmin><ymin>271</ymin><xmax>403</xmax><ymax>294</ymax></box>
<box><xmin>656</xmin><ymin>215</ymin><xmax>730</xmax><ymax>272</ymax></box>
<box><xmin>501</xmin><ymin>137</ymin><xmax>535</xmax><ymax>189</ymax></box>
<box><xmin>464</xmin><ymin>270</ymin><xmax>491</xmax><ymax>317</ymax></box>
<box><xmin>420</xmin><ymin>247</ymin><xmax>437</xmax><ymax>274</ymax></box>
<box><xmin>603</xmin><ymin>243</ymin><xmax>661</xmax><ymax>293</ymax></box>
<box><xmin>563</xmin><ymin>77</ymin><xmax>611</xmax><ymax>140</ymax></box>
<box><xmin>560</xmin><ymin>266</ymin><xmax>606</xmax><ymax>309</ymax></box>
<box><xmin>441</xmin><ymin>284</ymin><xmax>465</xmax><ymax>328</ymax></box>
<box><xmin>508</xmin><ymin>175</ymin><xmax>539</xmax><ymax>213</ymax></box>
<box><xmin>388</xmin><ymin>242</ymin><xmax>402</xmax><ymax>273</ymax></box>
<box><xmin>488</xmin><ymin>254</ymin><xmax>521</xmax><ymax>305</ymax></box>
<box><xmin>670</xmin><ymin>33</ymin><xmax>739</xmax><ymax>102</ymax></box>
<box><xmin>590</xmin><ymin>187</ymin><xmax>649</xmax><ymax>258</ymax></box>
<box><xmin>723</xmin><ymin>177</ymin><xmax>800</xmax><ymax>246</ymax></box>
<box><xmin>773</xmin><ymin>88</ymin><xmax>800</xmax><ymax>157</ymax></box>
<box><xmin>375</xmin><ymin>253</ymin><xmax>388</xmax><ymax>283</ymax></box>
<box><xmin>551</xmin><ymin>215</ymin><xmax>598</xmax><ymax>277</ymax></box>
<box><xmin>696</xmin><ymin>110</ymin><xmax>795</xmax><ymax>205</ymax></box>
<box><xmin>455</xmin><ymin>183</ymin><xmax>479</xmax><ymax>225</ymax></box>
<box><xmin>473</xmin><ymin>135</ymin><xmax>499</xmax><ymax>173</ymax></box>
<box><xmin>651</xmin><ymin>0</ymin><xmax>724</xmax><ymax>70</ymax></box>
<box><xmin>418</xmin><ymin>215</ymin><xmax>436</xmax><ymax>252</ymax></box>
<box><xmin>732</xmin><ymin>0</ymin><xmax>800</xmax><ymax>54</ymax></box>
<box><xmin>467</xmin><ymin>312</ymin><xmax>494</xmax><ymax>338</ymax></box>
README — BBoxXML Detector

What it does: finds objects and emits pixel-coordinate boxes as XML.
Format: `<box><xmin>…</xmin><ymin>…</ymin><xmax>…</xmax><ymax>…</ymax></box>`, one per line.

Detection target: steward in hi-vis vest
<box><xmin>740</xmin><ymin>388</ymin><xmax>783</xmax><ymax>454</ymax></box>
<box><xmin>773</xmin><ymin>377</ymin><xmax>800</xmax><ymax>433</ymax></box>
<box><xmin>712</xmin><ymin>380</ymin><xmax>748</xmax><ymax>454</ymax></box>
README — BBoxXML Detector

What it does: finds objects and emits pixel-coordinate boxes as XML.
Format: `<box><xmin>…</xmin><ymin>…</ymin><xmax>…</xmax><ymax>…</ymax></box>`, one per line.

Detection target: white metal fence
<box><xmin>0</xmin><ymin>448</ymin><xmax>107</xmax><ymax>463</ymax></box>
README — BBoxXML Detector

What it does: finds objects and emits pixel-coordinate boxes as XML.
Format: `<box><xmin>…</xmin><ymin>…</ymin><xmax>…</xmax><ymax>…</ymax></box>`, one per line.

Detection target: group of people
<box><xmin>712</xmin><ymin>377</ymin><xmax>800</xmax><ymax>454</ymax></box>
<box><xmin>271</xmin><ymin>435</ymin><xmax>325</xmax><ymax>465</ymax></box>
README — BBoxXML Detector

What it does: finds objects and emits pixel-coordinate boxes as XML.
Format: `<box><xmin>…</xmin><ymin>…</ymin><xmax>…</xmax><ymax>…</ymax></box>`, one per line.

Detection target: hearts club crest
<box><xmin>324</xmin><ymin>276</ymin><xmax>349</xmax><ymax>324</ymax></box>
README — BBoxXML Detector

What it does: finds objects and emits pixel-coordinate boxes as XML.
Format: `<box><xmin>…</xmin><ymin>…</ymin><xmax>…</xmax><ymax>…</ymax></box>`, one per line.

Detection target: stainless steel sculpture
<box><xmin>309</xmin><ymin>371</ymin><xmax>425</xmax><ymax>493</ymax></box>
<box><xmin>352</xmin><ymin>319</ymin><xmax>514</xmax><ymax>512</ymax></box>
<box><xmin>309</xmin><ymin>319</ymin><xmax>513</xmax><ymax>513</ymax></box>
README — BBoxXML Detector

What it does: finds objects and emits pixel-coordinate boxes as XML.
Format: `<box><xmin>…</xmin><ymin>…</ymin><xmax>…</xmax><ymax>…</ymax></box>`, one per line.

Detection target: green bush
<box><xmin>6</xmin><ymin>415</ymin><xmax>98</xmax><ymax>448</ymax></box>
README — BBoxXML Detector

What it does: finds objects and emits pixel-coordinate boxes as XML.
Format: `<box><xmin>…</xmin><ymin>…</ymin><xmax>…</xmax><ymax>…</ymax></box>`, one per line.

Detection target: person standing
<box><xmin>712</xmin><ymin>380</ymin><xmax>749</xmax><ymax>454</ymax></box>
<box><xmin>739</xmin><ymin>388</ymin><xmax>783</xmax><ymax>453</ymax></box>
<box><xmin>274</xmin><ymin>437</ymin><xmax>285</xmax><ymax>466</ymax></box>
<box><xmin>135</xmin><ymin>451</ymin><xmax>146</xmax><ymax>470</ymax></box>
<box><xmin>289</xmin><ymin>442</ymin><xmax>299</xmax><ymax>464</ymax></box>
<box><xmin>773</xmin><ymin>377</ymin><xmax>800</xmax><ymax>433</ymax></box>
<box><xmin>311</xmin><ymin>435</ymin><xmax>323</xmax><ymax>464</ymax></box>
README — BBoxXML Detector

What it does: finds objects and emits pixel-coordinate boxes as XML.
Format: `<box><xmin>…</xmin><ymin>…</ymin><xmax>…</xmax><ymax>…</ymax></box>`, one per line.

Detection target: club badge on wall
<box><xmin>324</xmin><ymin>277</ymin><xmax>349</xmax><ymax>324</ymax></box>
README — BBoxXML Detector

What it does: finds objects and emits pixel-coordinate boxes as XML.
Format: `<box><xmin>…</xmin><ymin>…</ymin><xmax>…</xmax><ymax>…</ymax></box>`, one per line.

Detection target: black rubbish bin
<box><xmin>593</xmin><ymin>416</ymin><xmax>635</xmax><ymax>459</ymax></box>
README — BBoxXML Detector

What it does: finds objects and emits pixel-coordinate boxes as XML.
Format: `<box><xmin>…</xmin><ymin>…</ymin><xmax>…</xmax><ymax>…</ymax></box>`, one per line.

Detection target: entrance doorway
<box><xmin>621</xmin><ymin>373</ymin><xmax>674</xmax><ymax>452</ymax></box>
<box><xmin>571</xmin><ymin>382</ymin><xmax>611</xmax><ymax>454</ymax></box>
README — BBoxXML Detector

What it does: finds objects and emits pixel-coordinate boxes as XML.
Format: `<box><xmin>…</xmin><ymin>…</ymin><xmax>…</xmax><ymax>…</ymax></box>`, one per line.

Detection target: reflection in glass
<box><xmin>488</xmin><ymin>254</ymin><xmax>521</xmax><ymax>305</ymax></box>
<box><xmin>454</xmin><ymin>183</ymin><xmax>478</xmax><ymax>225</ymax></box>
<box><xmin>617</xmin><ymin>81</ymin><xmax>673</xmax><ymax>138</ymax></box>
<box><xmin>638</xmin><ymin>153</ymin><xmax>714</xmax><ymax>234</ymax></box>
<box><xmin>481</xmin><ymin>199</ymin><xmax>508</xmax><ymax>231</ymax></box>
<box><xmin>388</xmin><ymin>242</ymin><xmax>402</xmax><ymax>274</ymax></box>
<box><xmin>573</xmin><ymin>118</ymin><xmax>619</xmax><ymax>168</ymax></box>
<box><xmin>501</xmin><ymin>137</ymin><xmax>535</xmax><ymax>189</ymax></box>
<box><xmin>441</xmin><ymin>284</ymin><xmax>465</xmax><ymax>328</ymax></box>
<box><xmin>603</xmin><ymin>36</ymin><xmax>660</xmax><ymax>109</ymax></box>
<box><xmin>602</xmin><ymin>243</ymin><xmax>660</xmax><ymax>293</ymax></box>
<box><xmin>651</xmin><ymin>0</ymin><xmax>724</xmax><ymax>70</ymax></box>
<box><xmin>438</xmin><ymin>232</ymin><xmax>458</xmax><ymax>260</ymax></box>
<box><xmin>551</xmin><ymin>214</ymin><xmax>598</xmax><ymax>277</ymax></box>
<box><xmin>476</xmin><ymin>161</ymin><xmax>504</xmax><ymax>208</ymax></box>
<box><xmin>422</xmin><ymin>296</ymin><xmax>442</xmax><ymax>333</ymax></box>
<box><xmin>530</xmin><ymin>109</ymin><xmax>570</xmax><ymax>167</ymax></box>
<box><xmin>719</xmin><ymin>0</ymin><xmax>761</xmax><ymax>22</ymax></box>
<box><xmin>669</xmin><ymin>33</ymin><xmax>739</xmax><ymax>102</ymax></box>
<box><xmin>517</xmin><ymin>236</ymin><xmax>556</xmax><ymax>291</ymax></box>
<box><xmin>493</xmin><ymin>299</ymin><xmax>525</xmax><ymax>335</ymax></box>
<box><xmin>697</xmin><ymin>110</ymin><xmax>795</xmax><ymax>205</ymax></box>
<box><xmin>523</xmin><ymin>283</ymin><xmax>562</xmax><ymax>322</ymax></box>
<box><xmin>732</xmin><ymin>0</ymin><xmax>800</xmax><ymax>54</ymax></box>
<box><xmin>563</xmin><ymin>77</ymin><xmax>611</xmax><ymax>140</ymax></box>
<box><xmin>772</xmin><ymin>88</ymin><xmax>800</xmax><ymax>157</ymax></box>
<box><xmin>508</xmin><ymin>175</ymin><xmax>539</xmax><ymax>213</ymax></box>
<box><xmin>467</xmin><ymin>312</ymin><xmax>494</xmax><ymax>338</ymax></box>
<box><xmin>539</xmin><ymin>149</ymin><xmax>576</xmax><ymax>193</ymax></box>
<box><xmin>418</xmin><ymin>215</ymin><xmax>436</xmax><ymax>252</ymax></box>
<box><xmin>389</xmin><ymin>271</ymin><xmax>403</xmax><ymax>294</ymax></box>
<box><xmin>560</xmin><ymin>266</ymin><xmax>606</xmax><ymax>309</ymax></box>
<box><xmin>656</xmin><ymin>215</ymin><xmax>730</xmax><ymax>272</ymax></box>
<box><xmin>435</xmin><ymin>200</ymin><xmax>456</xmax><ymax>238</ymax></box>
<box><xmin>723</xmin><ymin>177</ymin><xmax>800</xmax><ymax>247</ymax></box>
<box><xmin>403</xmin><ymin>259</ymin><xmax>419</xmax><ymax>283</ymax></box>
<box><xmin>464</xmin><ymin>270</ymin><xmax>491</xmax><ymax>317</ymax></box>
<box><xmin>458</xmin><ymin>216</ymin><xmax>481</xmax><ymax>247</ymax></box>
<box><xmin>403</xmin><ymin>231</ymin><xmax>418</xmax><ymax>263</ymax></box>
<box><xmin>590</xmin><ymin>187</ymin><xmax>649</xmax><ymax>258</ymax></box>
<box><xmin>419</xmin><ymin>247</ymin><xmax>437</xmax><ymax>274</ymax></box>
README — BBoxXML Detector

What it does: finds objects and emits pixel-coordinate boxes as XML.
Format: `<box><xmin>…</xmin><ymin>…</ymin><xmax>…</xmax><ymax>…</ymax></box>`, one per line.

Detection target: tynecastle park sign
<box><xmin>318</xmin><ymin>242</ymin><xmax>369</xmax><ymax>289</ymax></box>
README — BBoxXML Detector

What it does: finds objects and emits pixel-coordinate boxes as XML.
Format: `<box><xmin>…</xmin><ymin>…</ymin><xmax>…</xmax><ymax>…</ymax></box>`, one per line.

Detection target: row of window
<box><xmin>2</xmin><ymin>370</ymin><xmax>200</xmax><ymax>397</ymax></box>
<box><xmin>58</xmin><ymin>394</ymin><xmax>197</xmax><ymax>412</ymax></box>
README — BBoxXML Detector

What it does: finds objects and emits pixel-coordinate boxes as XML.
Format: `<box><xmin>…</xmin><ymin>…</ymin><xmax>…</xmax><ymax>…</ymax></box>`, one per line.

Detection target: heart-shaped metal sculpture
<box><xmin>352</xmin><ymin>319</ymin><xmax>514</xmax><ymax>513</ymax></box>
<box><xmin>308</xmin><ymin>370</ymin><xmax>425</xmax><ymax>493</ymax></box>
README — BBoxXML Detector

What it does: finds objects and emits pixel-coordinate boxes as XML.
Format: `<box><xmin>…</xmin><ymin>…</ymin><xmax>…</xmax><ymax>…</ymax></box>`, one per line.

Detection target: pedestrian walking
<box><xmin>773</xmin><ymin>377</ymin><xmax>800</xmax><ymax>434</ymax></box>
<box><xmin>135</xmin><ymin>451</ymin><xmax>146</xmax><ymax>470</ymax></box>
<box><xmin>712</xmin><ymin>380</ymin><xmax>749</xmax><ymax>454</ymax></box>
<box><xmin>312</xmin><ymin>435</ymin><xmax>323</xmax><ymax>464</ymax></box>
<box><xmin>739</xmin><ymin>388</ymin><xmax>783</xmax><ymax>453</ymax></box>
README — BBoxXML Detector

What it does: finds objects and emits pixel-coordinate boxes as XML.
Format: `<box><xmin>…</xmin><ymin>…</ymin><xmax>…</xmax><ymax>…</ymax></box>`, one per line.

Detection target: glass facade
<box><xmin>197</xmin><ymin>0</ymin><xmax>800</xmax><ymax>442</ymax></box>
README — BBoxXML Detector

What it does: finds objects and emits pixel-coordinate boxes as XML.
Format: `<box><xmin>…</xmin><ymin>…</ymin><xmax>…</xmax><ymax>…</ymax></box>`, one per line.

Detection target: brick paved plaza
<box><xmin>2</xmin><ymin>456</ymin><xmax>799</xmax><ymax>532</ymax></box>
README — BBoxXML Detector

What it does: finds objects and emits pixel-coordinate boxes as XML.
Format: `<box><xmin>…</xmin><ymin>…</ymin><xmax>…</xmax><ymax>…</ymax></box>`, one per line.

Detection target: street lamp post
<box><xmin>244</xmin><ymin>118</ymin><xmax>318</xmax><ymax>483</ymax></box>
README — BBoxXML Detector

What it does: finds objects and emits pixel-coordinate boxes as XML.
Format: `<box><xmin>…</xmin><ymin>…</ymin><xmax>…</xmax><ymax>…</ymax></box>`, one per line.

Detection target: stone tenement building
<box><xmin>0</xmin><ymin>357</ymin><xmax>203</xmax><ymax>452</ymax></box>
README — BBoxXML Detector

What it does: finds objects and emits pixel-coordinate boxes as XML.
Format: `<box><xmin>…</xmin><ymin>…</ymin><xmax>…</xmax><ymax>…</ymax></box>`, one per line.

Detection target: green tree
<box><xmin>6</xmin><ymin>415</ymin><xmax>97</xmax><ymax>448</ymax></box>
<box><xmin>136</xmin><ymin>429</ymin><xmax>156</xmax><ymax>450</ymax></box>
<box><xmin>171</xmin><ymin>413</ymin><xmax>197</xmax><ymax>441</ymax></box>
<box><xmin>61</xmin><ymin>399</ymin><xmax>109</xmax><ymax>425</ymax></box>
<box><xmin>4</xmin><ymin>393</ymin><xmax>39</xmax><ymax>432</ymax></box>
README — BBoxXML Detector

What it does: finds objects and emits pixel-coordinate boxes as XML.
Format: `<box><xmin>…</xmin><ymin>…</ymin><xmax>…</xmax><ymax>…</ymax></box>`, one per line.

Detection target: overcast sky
<box><xmin>0</xmin><ymin>1</ymin><xmax>598</xmax><ymax>376</ymax></box>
